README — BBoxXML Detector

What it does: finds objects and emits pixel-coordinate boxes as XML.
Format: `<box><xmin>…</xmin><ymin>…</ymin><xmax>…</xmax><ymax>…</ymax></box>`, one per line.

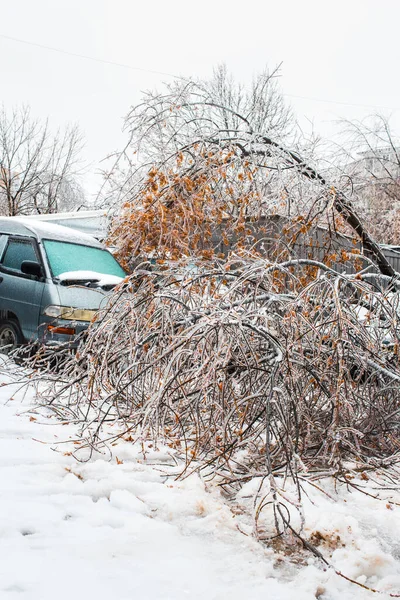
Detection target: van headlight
<box><xmin>44</xmin><ymin>305</ymin><xmax>97</xmax><ymax>322</ymax></box>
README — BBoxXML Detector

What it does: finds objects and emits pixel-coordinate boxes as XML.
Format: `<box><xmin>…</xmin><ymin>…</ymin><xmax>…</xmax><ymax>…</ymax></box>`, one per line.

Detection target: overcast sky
<box><xmin>0</xmin><ymin>0</ymin><xmax>399</xmax><ymax>199</ymax></box>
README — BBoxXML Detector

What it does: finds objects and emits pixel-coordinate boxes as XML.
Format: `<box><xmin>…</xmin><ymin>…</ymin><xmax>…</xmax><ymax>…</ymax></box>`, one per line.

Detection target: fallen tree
<box><xmin>19</xmin><ymin>73</ymin><xmax>400</xmax><ymax>591</ymax></box>
<box><xmin>29</xmin><ymin>257</ymin><xmax>400</xmax><ymax>505</ymax></box>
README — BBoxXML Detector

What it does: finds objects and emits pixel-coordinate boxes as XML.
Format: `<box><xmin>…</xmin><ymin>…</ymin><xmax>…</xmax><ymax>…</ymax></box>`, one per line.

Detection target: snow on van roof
<box><xmin>0</xmin><ymin>216</ymin><xmax>103</xmax><ymax>247</ymax></box>
<box><xmin>22</xmin><ymin>210</ymin><xmax>108</xmax><ymax>239</ymax></box>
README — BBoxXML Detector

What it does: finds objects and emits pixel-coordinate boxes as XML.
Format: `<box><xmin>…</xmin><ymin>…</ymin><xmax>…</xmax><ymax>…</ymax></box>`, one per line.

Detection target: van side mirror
<box><xmin>21</xmin><ymin>260</ymin><xmax>43</xmax><ymax>279</ymax></box>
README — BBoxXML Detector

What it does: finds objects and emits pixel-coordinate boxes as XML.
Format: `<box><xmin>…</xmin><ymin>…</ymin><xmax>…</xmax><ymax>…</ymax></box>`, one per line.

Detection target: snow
<box><xmin>58</xmin><ymin>270</ymin><xmax>124</xmax><ymax>286</ymax></box>
<box><xmin>7</xmin><ymin>216</ymin><xmax>103</xmax><ymax>248</ymax></box>
<box><xmin>22</xmin><ymin>210</ymin><xmax>109</xmax><ymax>240</ymax></box>
<box><xmin>1</xmin><ymin>362</ymin><xmax>400</xmax><ymax>599</ymax></box>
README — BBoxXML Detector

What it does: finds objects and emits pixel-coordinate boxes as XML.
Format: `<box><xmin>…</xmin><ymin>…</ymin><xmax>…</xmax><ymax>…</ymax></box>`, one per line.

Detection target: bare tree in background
<box><xmin>341</xmin><ymin>114</ymin><xmax>400</xmax><ymax>245</ymax></box>
<box><xmin>0</xmin><ymin>106</ymin><xmax>85</xmax><ymax>215</ymax></box>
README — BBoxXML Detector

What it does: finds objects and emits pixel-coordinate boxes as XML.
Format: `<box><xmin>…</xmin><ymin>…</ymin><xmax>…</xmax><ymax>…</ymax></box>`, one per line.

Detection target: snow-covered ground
<box><xmin>1</xmin><ymin>364</ymin><xmax>400</xmax><ymax>600</ymax></box>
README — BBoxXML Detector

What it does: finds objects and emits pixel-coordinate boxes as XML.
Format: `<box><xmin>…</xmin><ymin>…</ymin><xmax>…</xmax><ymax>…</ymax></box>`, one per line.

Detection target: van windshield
<box><xmin>43</xmin><ymin>240</ymin><xmax>126</xmax><ymax>278</ymax></box>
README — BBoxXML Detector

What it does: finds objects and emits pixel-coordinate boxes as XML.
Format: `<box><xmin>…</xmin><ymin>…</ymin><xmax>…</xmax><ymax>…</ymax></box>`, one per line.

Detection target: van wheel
<box><xmin>0</xmin><ymin>321</ymin><xmax>24</xmax><ymax>354</ymax></box>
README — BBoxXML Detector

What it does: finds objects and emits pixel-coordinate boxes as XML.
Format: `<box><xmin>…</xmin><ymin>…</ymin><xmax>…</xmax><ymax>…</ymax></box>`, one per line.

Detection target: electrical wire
<box><xmin>1</xmin><ymin>32</ymin><xmax>399</xmax><ymax>112</ymax></box>
<box><xmin>0</xmin><ymin>32</ymin><xmax>184</xmax><ymax>80</ymax></box>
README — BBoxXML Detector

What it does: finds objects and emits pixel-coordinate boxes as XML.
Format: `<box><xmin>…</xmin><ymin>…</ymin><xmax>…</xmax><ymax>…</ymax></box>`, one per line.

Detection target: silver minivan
<box><xmin>0</xmin><ymin>217</ymin><xmax>126</xmax><ymax>350</ymax></box>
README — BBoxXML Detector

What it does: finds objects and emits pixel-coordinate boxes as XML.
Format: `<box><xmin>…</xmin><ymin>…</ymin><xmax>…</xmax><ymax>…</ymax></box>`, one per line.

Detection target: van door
<box><xmin>0</xmin><ymin>235</ymin><xmax>46</xmax><ymax>342</ymax></box>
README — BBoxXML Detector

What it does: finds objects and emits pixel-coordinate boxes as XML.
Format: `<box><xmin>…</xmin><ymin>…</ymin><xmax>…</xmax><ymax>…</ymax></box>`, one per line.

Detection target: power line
<box><xmin>0</xmin><ymin>32</ymin><xmax>184</xmax><ymax>80</ymax></box>
<box><xmin>1</xmin><ymin>32</ymin><xmax>399</xmax><ymax>112</ymax></box>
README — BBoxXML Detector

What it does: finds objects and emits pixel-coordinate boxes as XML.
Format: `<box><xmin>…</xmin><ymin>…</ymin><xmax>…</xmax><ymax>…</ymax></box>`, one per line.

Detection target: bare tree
<box><xmin>0</xmin><ymin>106</ymin><xmax>85</xmax><ymax>215</ymax></box>
<box><xmin>340</xmin><ymin>114</ymin><xmax>400</xmax><ymax>245</ymax></box>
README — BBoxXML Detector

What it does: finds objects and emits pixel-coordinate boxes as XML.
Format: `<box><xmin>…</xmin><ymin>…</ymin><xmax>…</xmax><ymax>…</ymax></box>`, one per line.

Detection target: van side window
<box><xmin>2</xmin><ymin>239</ymin><xmax>38</xmax><ymax>273</ymax></box>
<box><xmin>0</xmin><ymin>235</ymin><xmax>8</xmax><ymax>260</ymax></box>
